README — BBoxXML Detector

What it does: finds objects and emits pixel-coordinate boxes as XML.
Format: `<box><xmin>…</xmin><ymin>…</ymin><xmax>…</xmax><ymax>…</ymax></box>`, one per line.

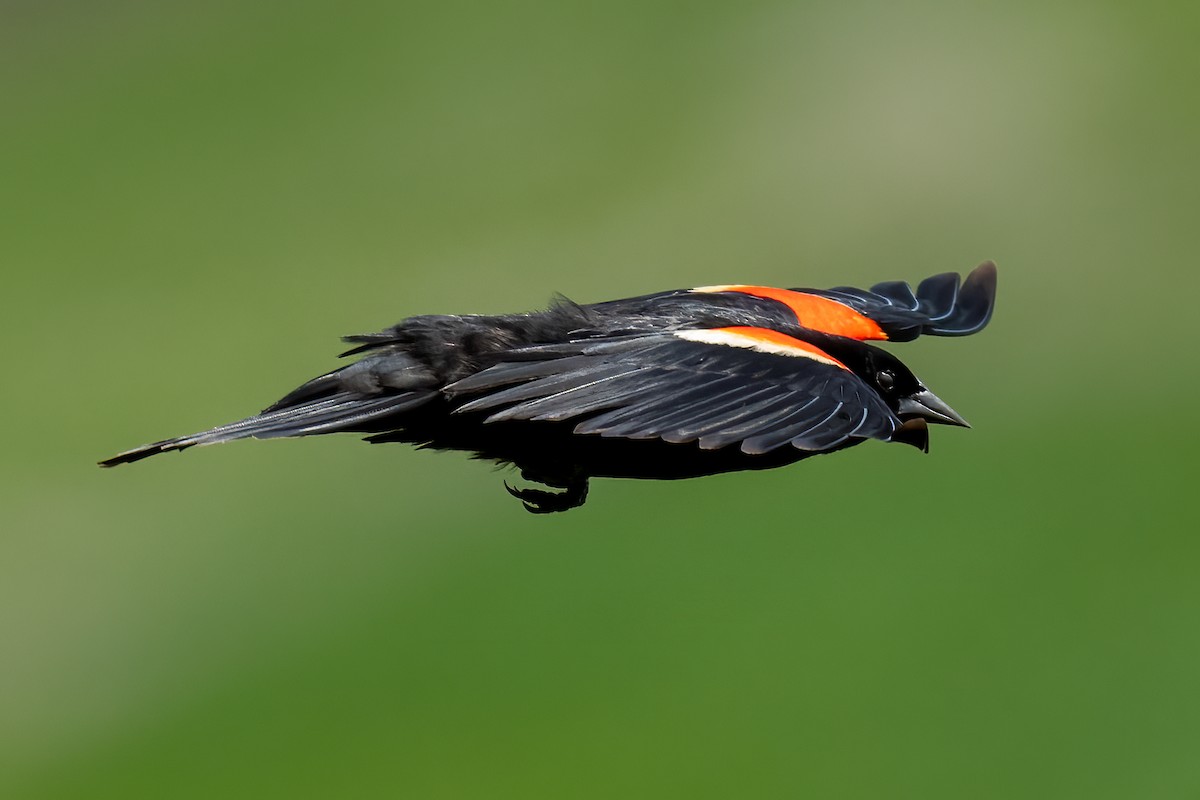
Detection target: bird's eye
<box><xmin>876</xmin><ymin>370</ymin><xmax>896</xmax><ymax>391</ymax></box>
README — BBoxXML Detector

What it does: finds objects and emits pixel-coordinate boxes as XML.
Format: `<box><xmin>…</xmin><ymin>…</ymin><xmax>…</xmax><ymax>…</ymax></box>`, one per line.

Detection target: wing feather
<box><xmin>801</xmin><ymin>261</ymin><xmax>996</xmax><ymax>341</ymax></box>
<box><xmin>575</xmin><ymin>377</ymin><xmax>765</xmax><ymax>436</ymax></box>
<box><xmin>446</xmin><ymin>333</ymin><xmax>900</xmax><ymax>454</ymax></box>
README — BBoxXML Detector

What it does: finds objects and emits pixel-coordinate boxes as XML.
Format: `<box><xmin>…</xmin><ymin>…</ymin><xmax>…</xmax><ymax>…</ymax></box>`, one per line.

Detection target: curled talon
<box><xmin>502</xmin><ymin>478</ymin><xmax>589</xmax><ymax>514</ymax></box>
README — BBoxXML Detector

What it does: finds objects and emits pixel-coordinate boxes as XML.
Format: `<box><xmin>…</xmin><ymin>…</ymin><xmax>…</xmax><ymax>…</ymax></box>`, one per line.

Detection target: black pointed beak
<box><xmin>897</xmin><ymin>389</ymin><xmax>970</xmax><ymax>428</ymax></box>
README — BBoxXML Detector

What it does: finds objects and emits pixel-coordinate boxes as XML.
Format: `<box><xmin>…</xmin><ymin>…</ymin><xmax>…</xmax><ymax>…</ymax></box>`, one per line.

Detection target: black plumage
<box><xmin>101</xmin><ymin>262</ymin><xmax>997</xmax><ymax>513</ymax></box>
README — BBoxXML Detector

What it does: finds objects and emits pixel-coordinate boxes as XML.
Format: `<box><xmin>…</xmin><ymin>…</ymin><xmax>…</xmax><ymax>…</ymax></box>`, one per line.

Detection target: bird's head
<box><xmin>859</xmin><ymin>346</ymin><xmax>969</xmax><ymax>428</ymax></box>
<box><xmin>808</xmin><ymin>336</ymin><xmax>969</xmax><ymax>452</ymax></box>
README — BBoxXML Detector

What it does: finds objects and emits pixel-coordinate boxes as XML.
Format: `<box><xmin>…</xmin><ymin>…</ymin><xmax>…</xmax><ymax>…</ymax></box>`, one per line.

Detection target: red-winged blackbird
<box><xmin>101</xmin><ymin>262</ymin><xmax>997</xmax><ymax>513</ymax></box>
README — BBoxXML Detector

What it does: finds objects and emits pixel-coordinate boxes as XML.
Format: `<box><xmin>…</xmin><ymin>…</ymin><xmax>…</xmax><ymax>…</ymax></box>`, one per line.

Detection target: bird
<box><xmin>101</xmin><ymin>261</ymin><xmax>997</xmax><ymax>513</ymax></box>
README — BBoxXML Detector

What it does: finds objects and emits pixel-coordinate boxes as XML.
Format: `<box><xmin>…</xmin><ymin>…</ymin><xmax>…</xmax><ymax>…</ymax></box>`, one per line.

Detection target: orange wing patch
<box><xmin>692</xmin><ymin>284</ymin><xmax>888</xmax><ymax>341</ymax></box>
<box><xmin>675</xmin><ymin>327</ymin><xmax>848</xmax><ymax>369</ymax></box>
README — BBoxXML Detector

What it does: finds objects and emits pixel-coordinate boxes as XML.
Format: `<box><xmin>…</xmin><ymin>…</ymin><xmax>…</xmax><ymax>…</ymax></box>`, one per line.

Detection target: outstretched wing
<box><xmin>688</xmin><ymin>261</ymin><xmax>997</xmax><ymax>343</ymax></box>
<box><xmin>801</xmin><ymin>260</ymin><xmax>997</xmax><ymax>342</ymax></box>
<box><xmin>444</xmin><ymin>328</ymin><xmax>901</xmax><ymax>455</ymax></box>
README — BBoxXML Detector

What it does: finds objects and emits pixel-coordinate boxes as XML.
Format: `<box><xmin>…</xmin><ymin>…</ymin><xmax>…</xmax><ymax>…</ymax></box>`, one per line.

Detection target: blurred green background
<box><xmin>3</xmin><ymin>1</ymin><xmax>1198</xmax><ymax>797</ymax></box>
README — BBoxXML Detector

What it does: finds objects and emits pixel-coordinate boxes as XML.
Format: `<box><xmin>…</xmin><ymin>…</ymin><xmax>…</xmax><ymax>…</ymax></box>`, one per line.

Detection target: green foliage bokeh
<box><xmin>3</xmin><ymin>1</ymin><xmax>1198</xmax><ymax>797</ymax></box>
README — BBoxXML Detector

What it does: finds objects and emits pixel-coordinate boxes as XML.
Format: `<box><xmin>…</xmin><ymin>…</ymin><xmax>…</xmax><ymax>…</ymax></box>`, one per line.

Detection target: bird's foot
<box><xmin>503</xmin><ymin>476</ymin><xmax>589</xmax><ymax>514</ymax></box>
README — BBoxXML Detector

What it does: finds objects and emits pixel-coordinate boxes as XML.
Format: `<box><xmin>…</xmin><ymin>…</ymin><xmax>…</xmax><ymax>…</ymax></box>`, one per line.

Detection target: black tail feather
<box><xmin>99</xmin><ymin>391</ymin><xmax>435</xmax><ymax>467</ymax></box>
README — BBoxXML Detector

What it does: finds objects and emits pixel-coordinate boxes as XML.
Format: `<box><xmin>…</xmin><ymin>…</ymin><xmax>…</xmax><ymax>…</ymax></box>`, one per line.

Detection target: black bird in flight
<box><xmin>102</xmin><ymin>262</ymin><xmax>997</xmax><ymax>513</ymax></box>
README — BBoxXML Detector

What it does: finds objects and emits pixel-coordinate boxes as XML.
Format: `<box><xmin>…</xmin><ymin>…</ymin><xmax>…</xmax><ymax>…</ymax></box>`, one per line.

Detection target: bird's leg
<box><xmin>504</xmin><ymin>466</ymin><xmax>589</xmax><ymax>514</ymax></box>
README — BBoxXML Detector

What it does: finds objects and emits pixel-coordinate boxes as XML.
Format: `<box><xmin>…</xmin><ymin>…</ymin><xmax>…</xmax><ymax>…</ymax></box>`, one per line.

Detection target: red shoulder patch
<box><xmin>692</xmin><ymin>285</ymin><xmax>888</xmax><ymax>341</ymax></box>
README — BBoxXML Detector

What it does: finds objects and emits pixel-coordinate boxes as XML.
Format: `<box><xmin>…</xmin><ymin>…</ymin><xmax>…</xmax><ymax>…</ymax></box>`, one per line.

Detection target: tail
<box><xmin>100</xmin><ymin>351</ymin><xmax>439</xmax><ymax>467</ymax></box>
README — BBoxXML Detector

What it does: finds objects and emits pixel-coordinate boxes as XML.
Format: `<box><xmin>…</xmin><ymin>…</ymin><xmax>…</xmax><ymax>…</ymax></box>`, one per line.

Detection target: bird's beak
<box><xmin>897</xmin><ymin>389</ymin><xmax>970</xmax><ymax>428</ymax></box>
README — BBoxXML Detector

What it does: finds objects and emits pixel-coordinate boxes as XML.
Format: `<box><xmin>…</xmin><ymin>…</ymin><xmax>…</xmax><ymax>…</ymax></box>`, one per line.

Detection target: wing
<box><xmin>800</xmin><ymin>260</ymin><xmax>997</xmax><ymax>342</ymax></box>
<box><xmin>443</xmin><ymin>328</ymin><xmax>902</xmax><ymax>455</ymax></box>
